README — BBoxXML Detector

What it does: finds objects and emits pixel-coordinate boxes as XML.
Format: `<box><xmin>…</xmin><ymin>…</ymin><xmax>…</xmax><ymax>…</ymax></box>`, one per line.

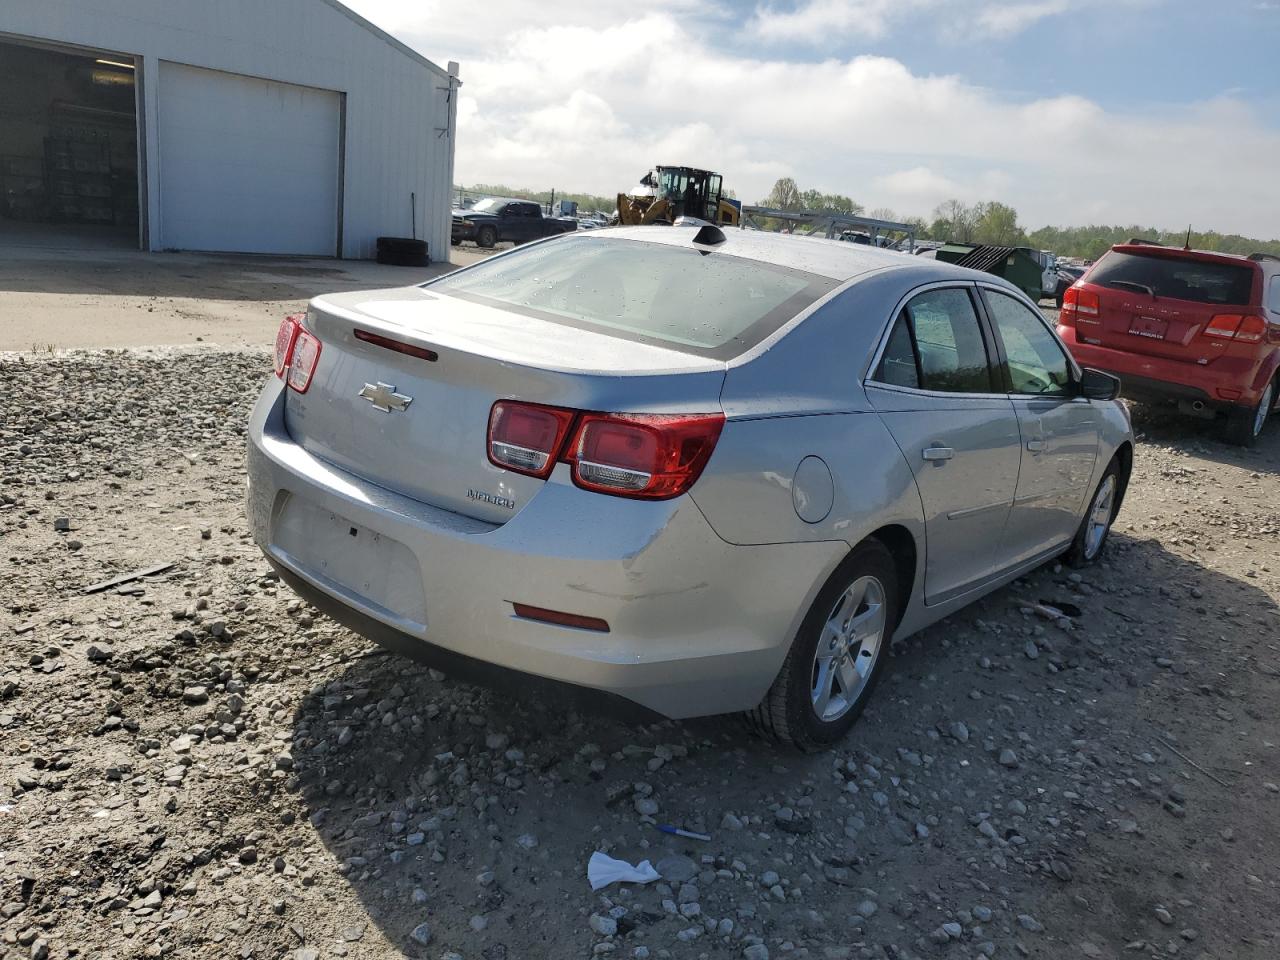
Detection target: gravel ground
<box><xmin>2</xmin><ymin>348</ymin><xmax>1279</xmax><ymax>960</ymax></box>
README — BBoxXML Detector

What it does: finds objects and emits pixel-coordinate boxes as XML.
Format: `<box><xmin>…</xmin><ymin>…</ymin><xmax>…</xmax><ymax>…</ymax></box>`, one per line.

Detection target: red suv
<box><xmin>1058</xmin><ymin>242</ymin><xmax>1280</xmax><ymax>445</ymax></box>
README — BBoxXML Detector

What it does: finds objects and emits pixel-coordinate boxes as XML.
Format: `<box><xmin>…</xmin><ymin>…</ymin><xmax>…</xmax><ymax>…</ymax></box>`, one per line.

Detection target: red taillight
<box><xmin>487</xmin><ymin>401</ymin><xmax>576</xmax><ymax>478</ymax></box>
<box><xmin>1061</xmin><ymin>286</ymin><xmax>1099</xmax><ymax>326</ymax></box>
<box><xmin>1234</xmin><ymin>315</ymin><xmax>1266</xmax><ymax>343</ymax></box>
<box><xmin>566</xmin><ymin>412</ymin><xmax>725</xmax><ymax>500</ymax></box>
<box><xmin>486</xmin><ymin>402</ymin><xmax>726</xmax><ymax>500</ymax></box>
<box><xmin>286</xmin><ymin>327</ymin><xmax>322</xmax><ymax>393</ymax></box>
<box><xmin>1204</xmin><ymin>314</ymin><xmax>1266</xmax><ymax>343</ymax></box>
<box><xmin>1204</xmin><ymin>314</ymin><xmax>1242</xmax><ymax>339</ymax></box>
<box><xmin>274</xmin><ymin>314</ymin><xmax>302</xmax><ymax>377</ymax></box>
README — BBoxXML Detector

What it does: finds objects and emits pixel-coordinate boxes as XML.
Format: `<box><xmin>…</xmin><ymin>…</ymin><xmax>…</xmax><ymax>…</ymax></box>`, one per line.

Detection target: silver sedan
<box><xmin>246</xmin><ymin>226</ymin><xmax>1133</xmax><ymax>749</ymax></box>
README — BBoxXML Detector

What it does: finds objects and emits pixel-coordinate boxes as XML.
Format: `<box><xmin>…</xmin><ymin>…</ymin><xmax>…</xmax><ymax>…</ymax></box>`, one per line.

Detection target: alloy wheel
<box><xmin>1084</xmin><ymin>474</ymin><xmax>1116</xmax><ymax>560</ymax></box>
<box><xmin>810</xmin><ymin>575</ymin><xmax>886</xmax><ymax>722</ymax></box>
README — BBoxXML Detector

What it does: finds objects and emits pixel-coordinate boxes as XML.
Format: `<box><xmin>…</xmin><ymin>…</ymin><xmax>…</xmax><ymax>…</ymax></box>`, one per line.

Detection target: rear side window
<box><xmin>875</xmin><ymin>288</ymin><xmax>994</xmax><ymax>393</ymax></box>
<box><xmin>1088</xmin><ymin>251</ymin><xmax>1255</xmax><ymax>306</ymax></box>
<box><xmin>427</xmin><ymin>235</ymin><xmax>835</xmax><ymax>359</ymax></box>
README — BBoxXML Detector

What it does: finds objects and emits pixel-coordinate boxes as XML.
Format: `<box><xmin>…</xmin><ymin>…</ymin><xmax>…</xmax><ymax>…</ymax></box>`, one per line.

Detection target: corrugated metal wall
<box><xmin>1</xmin><ymin>0</ymin><xmax>457</xmax><ymax>260</ymax></box>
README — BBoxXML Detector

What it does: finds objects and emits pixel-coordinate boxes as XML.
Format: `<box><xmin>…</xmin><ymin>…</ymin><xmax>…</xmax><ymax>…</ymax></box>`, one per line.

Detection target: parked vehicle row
<box><xmin>249</xmin><ymin>226</ymin><xmax>1134</xmax><ymax>748</ymax></box>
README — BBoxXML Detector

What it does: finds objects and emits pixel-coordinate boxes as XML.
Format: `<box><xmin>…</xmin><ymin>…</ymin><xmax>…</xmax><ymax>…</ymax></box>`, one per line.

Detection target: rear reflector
<box><xmin>566</xmin><ymin>412</ymin><xmax>725</xmax><ymax>500</ymax></box>
<box><xmin>354</xmin><ymin>328</ymin><xmax>438</xmax><ymax>362</ymax></box>
<box><xmin>274</xmin><ymin>314</ymin><xmax>303</xmax><ymax>377</ymax></box>
<box><xmin>1204</xmin><ymin>314</ymin><xmax>1266</xmax><ymax>343</ymax></box>
<box><xmin>286</xmin><ymin>327</ymin><xmax>322</xmax><ymax>393</ymax></box>
<box><xmin>487</xmin><ymin>401</ymin><xmax>576</xmax><ymax>479</ymax></box>
<box><xmin>512</xmin><ymin>603</ymin><xmax>610</xmax><ymax>632</ymax></box>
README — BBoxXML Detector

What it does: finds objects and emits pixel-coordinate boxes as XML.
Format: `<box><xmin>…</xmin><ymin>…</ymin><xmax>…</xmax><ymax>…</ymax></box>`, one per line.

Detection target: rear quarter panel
<box><xmin>691</xmin><ymin>412</ymin><xmax>925</xmax><ymax>549</ymax></box>
<box><xmin>691</xmin><ymin>266</ymin><xmax>930</xmax><ymax>570</ymax></box>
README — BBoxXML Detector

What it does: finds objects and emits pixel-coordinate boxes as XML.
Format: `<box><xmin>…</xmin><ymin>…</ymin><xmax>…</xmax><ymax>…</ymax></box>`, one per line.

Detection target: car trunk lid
<box><xmin>283</xmin><ymin>286</ymin><xmax>726</xmax><ymax>524</ymax></box>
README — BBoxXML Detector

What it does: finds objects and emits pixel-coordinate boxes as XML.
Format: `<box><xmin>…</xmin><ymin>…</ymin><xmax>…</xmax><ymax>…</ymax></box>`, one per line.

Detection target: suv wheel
<box><xmin>477</xmin><ymin>226</ymin><xmax>498</xmax><ymax>249</ymax></box>
<box><xmin>747</xmin><ymin>540</ymin><xmax>899</xmax><ymax>751</ymax></box>
<box><xmin>1224</xmin><ymin>377</ymin><xmax>1276</xmax><ymax>447</ymax></box>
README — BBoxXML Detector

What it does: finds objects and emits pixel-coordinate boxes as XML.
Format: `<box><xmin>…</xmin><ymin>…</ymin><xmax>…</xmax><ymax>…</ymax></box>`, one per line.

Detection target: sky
<box><xmin>342</xmin><ymin>0</ymin><xmax>1280</xmax><ymax>236</ymax></box>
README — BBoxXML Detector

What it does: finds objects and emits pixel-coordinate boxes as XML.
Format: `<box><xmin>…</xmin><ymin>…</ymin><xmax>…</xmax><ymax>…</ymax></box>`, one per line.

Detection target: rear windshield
<box><xmin>425</xmin><ymin>235</ymin><xmax>836</xmax><ymax>359</ymax></box>
<box><xmin>1088</xmin><ymin>251</ymin><xmax>1255</xmax><ymax>306</ymax></box>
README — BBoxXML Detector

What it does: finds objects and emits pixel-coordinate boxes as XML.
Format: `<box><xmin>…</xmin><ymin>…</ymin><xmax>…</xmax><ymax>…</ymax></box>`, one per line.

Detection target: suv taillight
<box><xmin>1060</xmin><ymin>286</ymin><xmax>1100</xmax><ymax>326</ymax></box>
<box><xmin>1205</xmin><ymin>314</ymin><xmax>1267</xmax><ymax>344</ymax></box>
<box><xmin>486</xmin><ymin>401</ymin><xmax>724</xmax><ymax>499</ymax></box>
<box><xmin>566</xmin><ymin>413</ymin><xmax>725</xmax><ymax>499</ymax></box>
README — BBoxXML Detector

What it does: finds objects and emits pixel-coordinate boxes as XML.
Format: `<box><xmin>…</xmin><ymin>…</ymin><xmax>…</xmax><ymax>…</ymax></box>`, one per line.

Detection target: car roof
<box><xmin>584</xmin><ymin>225</ymin><xmax>1020</xmax><ymax>288</ymax></box>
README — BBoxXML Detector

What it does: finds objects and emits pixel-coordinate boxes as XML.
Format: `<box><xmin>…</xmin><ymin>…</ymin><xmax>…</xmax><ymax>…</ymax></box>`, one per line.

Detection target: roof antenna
<box><xmin>692</xmin><ymin>223</ymin><xmax>726</xmax><ymax>248</ymax></box>
<box><xmin>1184</xmin><ymin>225</ymin><xmax>1192</xmax><ymax>251</ymax></box>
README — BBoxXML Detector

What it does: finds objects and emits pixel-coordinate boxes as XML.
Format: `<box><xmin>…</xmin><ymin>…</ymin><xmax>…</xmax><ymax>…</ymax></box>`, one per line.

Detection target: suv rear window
<box><xmin>1088</xmin><ymin>251</ymin><xmax>1255</xmax><ymax>306</ymax></box>
<box><xmin>427</xmin><ymin>235</ymin><xmax>836</xmax><ymax>359</ymax></box>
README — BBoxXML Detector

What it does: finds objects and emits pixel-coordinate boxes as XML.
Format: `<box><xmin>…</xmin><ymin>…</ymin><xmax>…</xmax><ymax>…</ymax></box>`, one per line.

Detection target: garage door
<box><xmin>157</xmin><ymin>62</ymin><xmax>341</xmax><ymax>255</ymax></box>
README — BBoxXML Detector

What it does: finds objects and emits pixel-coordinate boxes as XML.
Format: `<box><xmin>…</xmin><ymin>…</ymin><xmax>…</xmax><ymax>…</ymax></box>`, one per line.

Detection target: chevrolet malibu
<box><xmin>246</xmin><ymin>226</ymin><xmax>1133</xmax><ymax>749</ymax></box>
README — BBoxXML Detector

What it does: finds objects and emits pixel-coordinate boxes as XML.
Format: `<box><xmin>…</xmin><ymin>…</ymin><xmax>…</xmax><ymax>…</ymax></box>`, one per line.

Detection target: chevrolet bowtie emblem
<box><xmin>358</xmin><ymin>382</ymin><xmax>413</xmax><ymax>413</ymax></box>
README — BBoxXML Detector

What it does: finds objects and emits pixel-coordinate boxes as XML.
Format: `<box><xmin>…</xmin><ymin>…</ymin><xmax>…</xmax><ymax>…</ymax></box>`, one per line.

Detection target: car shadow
<box><xmin>1126</xmin><ymin>400</ymin><xmax>1280</xmax><ymax>470</ymax></box>
<box><xmin>286</xmin><ymin>530</ymin><xmax>1279</xmax><ymax>958</ymax></box>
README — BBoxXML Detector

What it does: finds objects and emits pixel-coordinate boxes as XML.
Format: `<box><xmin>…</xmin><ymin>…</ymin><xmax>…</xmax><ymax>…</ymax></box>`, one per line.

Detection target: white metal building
<box><xmin>0</xmin><ymin>0</ymin><xmax>458</xmax><ymax>259</ymax></box>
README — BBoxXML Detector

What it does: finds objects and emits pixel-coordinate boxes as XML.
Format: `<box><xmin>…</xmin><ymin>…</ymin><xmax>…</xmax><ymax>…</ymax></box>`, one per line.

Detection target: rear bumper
<box><xmin>1059</xmin><ymin>325</ymin><xmax>1265</xmax><ymax>410</ymax></box>
<box><xmin>245</xmin><ymin>379</ymin><xmax>842</xmax><ymax>719</ymax></box>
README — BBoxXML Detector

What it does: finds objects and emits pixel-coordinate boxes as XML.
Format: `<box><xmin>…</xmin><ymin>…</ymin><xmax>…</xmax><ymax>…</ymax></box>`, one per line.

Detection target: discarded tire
<box><xmin>376</xmin><ymin>236</ymin><xmax>429</xmax><ymax>267</ymax></box>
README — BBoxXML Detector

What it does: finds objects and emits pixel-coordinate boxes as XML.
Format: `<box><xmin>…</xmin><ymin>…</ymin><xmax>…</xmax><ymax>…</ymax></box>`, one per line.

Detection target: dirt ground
<box><xmin>0</xmin><ymin>245</ymin><xmax>490</xmax><ymax>353</ymax></box>
<box><xmin>1</xmin><ymin>253</ymin><xmax>1279</xmax><ymax>960</ymax></box>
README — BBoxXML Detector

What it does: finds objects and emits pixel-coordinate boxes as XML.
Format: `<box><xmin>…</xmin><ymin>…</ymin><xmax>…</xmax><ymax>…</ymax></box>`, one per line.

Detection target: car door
<box><xmin>864</xmin><ymin>285</ymin><xmax>1022</xmax><ymax>604</ymax></box>
<box><xmin>980</xmin><ymin>286</ymin><xmax>1100</xmax><ymax>566</ymax></box>
<box><xmin>492</xmin><ymin>203</ymin><xmax>520</xmax><ymax>243</ymax></box>
<box><xmin>515</xmin><ymin>202</ymin><xmax>541</xmax><ymax>242</ymax></box>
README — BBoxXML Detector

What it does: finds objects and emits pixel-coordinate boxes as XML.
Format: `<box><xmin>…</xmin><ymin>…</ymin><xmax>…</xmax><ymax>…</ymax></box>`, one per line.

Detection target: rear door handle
<box><xmin>922</xmin><ymin>446</ymin><xmax>954</xmax><ymax>462</ymax></box>
<box><xmin>1026</xmin><ymin>439</ymin><xmax>1046</xmax><ymax>453</ymax></box>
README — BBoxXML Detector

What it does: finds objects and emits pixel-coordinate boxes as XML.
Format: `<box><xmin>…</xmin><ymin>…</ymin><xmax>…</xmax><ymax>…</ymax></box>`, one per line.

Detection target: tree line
<box><xmin>761</xmin><ymin>177</ymin><xmax>1280</xmax><ymax>260</ymax></box>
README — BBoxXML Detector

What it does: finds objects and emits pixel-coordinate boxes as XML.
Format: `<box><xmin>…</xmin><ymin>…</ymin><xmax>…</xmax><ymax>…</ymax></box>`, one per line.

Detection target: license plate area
<box><xmin>1128</xmin><ymin>315</ymin><xmax>1167</xmax><ymax>340</ymax></box>
<box><xmin>271</xmin><ymin>497</ymin><xmax>427</xmax><ymax>629</ymax></box>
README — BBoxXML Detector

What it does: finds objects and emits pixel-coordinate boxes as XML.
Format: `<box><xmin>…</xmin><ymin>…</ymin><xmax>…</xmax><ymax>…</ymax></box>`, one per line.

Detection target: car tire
<box><xmin>1223</xmin><ymin>377</ymin><xmax>1275</xmax><ymax>448</ymax></box>
<box><xmin>477</xmin><ymin>226</ymin><xmax>497</xmax><ymax>249</ymax></box>
<box><xmin>1064</xmin><ymin>458</ymin><xmax>1122</xmax><ymax>567</ymax></box>
<box><xmin>747</xmin><ymin>539</ymin><xmax>899</xmax><ymax>751</ymax></box>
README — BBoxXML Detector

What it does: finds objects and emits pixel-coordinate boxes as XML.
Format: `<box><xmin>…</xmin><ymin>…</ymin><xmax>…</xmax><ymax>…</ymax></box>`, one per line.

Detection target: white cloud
<box><xmin>745</xmin><ymin>0</ymin><xmax>937</xmax><ymax>43</ymax></box>
<box><xmin>742</xmin><ymin>0</ymin><xmax>1160</xmax><ymax>45</ymax></box>
<box><xmin>338</xmin><ymin>2</ymin><xmax>1280</xmax><ymax>237</ymax></box>
<box><xmin>971</xmin><ymin>0</ymin><xmax>1070</xmax><ymax>38</ymax></box>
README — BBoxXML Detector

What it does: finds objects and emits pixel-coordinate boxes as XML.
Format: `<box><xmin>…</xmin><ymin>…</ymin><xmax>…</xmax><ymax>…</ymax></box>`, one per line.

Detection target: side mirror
<box><xmin>1078</xmin><ymin>367</ymin><xmax>1121</xmax><ymax>401</ymax></box>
